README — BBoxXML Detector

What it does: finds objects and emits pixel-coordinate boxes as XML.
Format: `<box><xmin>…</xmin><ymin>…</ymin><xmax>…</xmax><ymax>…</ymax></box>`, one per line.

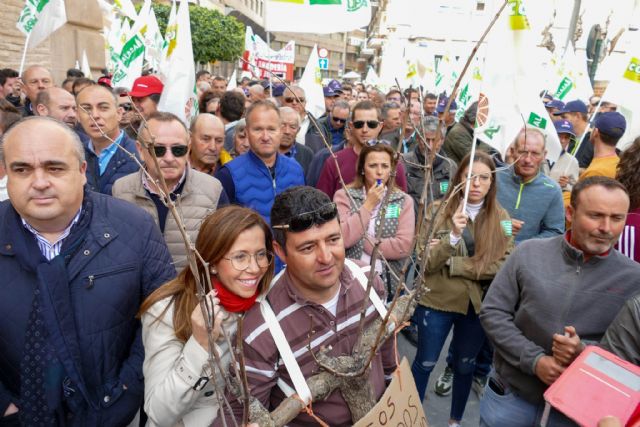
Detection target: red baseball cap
<box><xmin>128</xmin><ymin>75</ymin><xmax>164</xmax><ymax>98</ymax></box>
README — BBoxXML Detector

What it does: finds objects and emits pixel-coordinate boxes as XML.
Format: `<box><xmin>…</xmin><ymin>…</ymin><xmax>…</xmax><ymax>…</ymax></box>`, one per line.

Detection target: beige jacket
<box><xmin>142</xmin><ymin>297</ymin><xmax>237</xmax><ymax>427</ymax></box>
<box><xmin>544</xmin><ymin>151</ymin><xmax>579</xmax><ymax>191</ymax></box>
<box><xmin>112</xmin><ymin>168</ymin><xmax>224</xmax><ymax>269</ymax></box>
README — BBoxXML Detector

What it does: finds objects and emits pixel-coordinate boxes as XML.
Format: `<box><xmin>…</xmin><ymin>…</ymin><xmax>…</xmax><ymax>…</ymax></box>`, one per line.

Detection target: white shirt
<box><xmin>321</xmin><ymin>285</ymin><xmax>341</xmax><ymax>316</ymax></box>
<box><xmin>0</xmin><ymin>175</ymin><xmax>7</xmax><ymax>201</ymax></box>
<box><xmin>450</xmin><ymin>200</ymin><xmax>484</xmax><ymax>246</ymax></box>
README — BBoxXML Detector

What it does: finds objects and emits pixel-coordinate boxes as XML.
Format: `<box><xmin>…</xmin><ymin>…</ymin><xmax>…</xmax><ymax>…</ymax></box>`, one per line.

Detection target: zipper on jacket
<box><xmin>86</xmin><ymin>265</ymin><xmax>136</xmax><ymax>289</ymax></box>
<box><xmin>515</xmin><ymin>183</ymin><xmax>525</xmax><ymax>209</ymax></box>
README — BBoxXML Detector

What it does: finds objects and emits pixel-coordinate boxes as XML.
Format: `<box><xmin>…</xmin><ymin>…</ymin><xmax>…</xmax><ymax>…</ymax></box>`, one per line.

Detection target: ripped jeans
<box><xmin>411</xmin><ymin>303</ymin><xmax>487</xmax><ymax>422</ymax></box>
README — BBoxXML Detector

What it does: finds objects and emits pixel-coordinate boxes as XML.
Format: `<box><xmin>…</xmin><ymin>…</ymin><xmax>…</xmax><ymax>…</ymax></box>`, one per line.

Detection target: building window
<box><xmin>476</xmin><ymin>1</ymin><xmax>485</xmax><ymax>11</ymax></box>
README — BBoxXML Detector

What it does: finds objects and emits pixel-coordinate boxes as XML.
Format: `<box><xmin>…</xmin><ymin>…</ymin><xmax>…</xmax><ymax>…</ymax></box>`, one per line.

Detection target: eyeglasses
<box><xmin>272</xmin><ymin>203</ymin><xmax>338</xmax><ymax>232</ymax></box>
<box><xmin>284</xmin><ymin>97</ymin><xmax>305</xmax><ymax>104</ymax></box>
<box><xmin>120</xmin><ymin>103</ymin><xmax>133</xmax><ymax>111</ymax></box>
<box><xmin>223</xmin><ymin>250</ymin><xmax>273</xmax><ymax>271</ymax></box>
<box><xmin>353</xmin><ymin>120</ymin><xmax>380</xmax><ymax>129</ymax></box>
<box><xmin>332</xmin><ymin>117</ymin><xmax>348</xmax><ymax>124</ymax></box>
<box><xmin>146</xmin><ymin>144</ymin><xmax>189</xmax><ymax>158</ymax></box>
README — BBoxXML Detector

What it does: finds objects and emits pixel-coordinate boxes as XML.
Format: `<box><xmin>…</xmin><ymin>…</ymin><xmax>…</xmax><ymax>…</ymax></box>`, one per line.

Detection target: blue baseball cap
<box><xmin>545</xmin><ymin>99</ymin><xmax>565</xmax><ymax>110</ymax></box>
<box><xmin>323</xmin><ymin>86</ymin><xmax>338</xmax><ymax>97</ymax></box>
<box><xmin>554</xmin><ymin>119</ymin><xmax>575</xmax><ymax>137</ymax></box>
<box><xmin>594</xmin><ymin>111</ymin><xmax>627</xmax><ymax>139</ymax></box>
<box><xmin>272</xmin><ymin>84</ymin><xmax>285</xmax><ymax>97</ymax></box>
<box><xmin>436</xmin><ymin>96</ymin><xmax>457</xmax><ymax>113</ymax></box>
<box><xmin>553</xmin><ymin>99</ymin><xmax>588</xmax><ymax>115</ymax></box>
<box><xmin>328</xmin><ymin>79</ymin><xmax>343</xmax><ymax>93</ymax></box>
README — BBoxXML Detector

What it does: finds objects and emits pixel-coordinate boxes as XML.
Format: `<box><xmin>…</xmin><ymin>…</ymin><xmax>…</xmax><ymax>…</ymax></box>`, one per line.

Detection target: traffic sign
<box><xmin>318</xmin><ymin>58</ymin><xmax>329</xmax><ymax>70</ymax></box>
<box><xmin>318</xmin><ymin>47</ymin><xmax>329</xmax><ymax>58</ymax></box>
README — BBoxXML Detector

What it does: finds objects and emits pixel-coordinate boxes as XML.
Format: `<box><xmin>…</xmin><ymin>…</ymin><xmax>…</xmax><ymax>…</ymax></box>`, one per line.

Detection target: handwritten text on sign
<box><xmin>354</xmin><ymin>358</ymin><xmax>428</xmax><ymax>427</ymax></box>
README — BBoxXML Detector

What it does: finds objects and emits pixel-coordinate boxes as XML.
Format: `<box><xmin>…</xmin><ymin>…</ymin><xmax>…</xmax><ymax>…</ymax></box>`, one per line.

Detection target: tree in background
<box><xmin>146</xmin><ymin>3</ymin><xmax>244</xmax><ymax>64</ymax></box>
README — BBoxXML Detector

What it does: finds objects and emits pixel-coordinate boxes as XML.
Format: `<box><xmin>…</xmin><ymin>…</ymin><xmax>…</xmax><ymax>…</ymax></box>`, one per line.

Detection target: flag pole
<box><xmin>267</xmin><ymin>31</ymin><xmax>273</xmax><ymax>97</ymax></box>
<box><xmin>461</xmin><ymin>130</ymin><xmax>479</xmax><ymax>214</ymax></box>
<box><xmin>18</xmin><ymin>32</ymin><xmax>31</xmax><ymax>76</ymax></box>
<box><xmin>567</xmin><ymin>95</ymin><xmax>604</xmax><ymax>163</ymax></box>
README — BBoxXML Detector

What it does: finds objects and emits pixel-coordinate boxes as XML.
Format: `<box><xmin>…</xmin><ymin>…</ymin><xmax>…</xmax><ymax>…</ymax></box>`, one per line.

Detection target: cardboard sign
<box><xmin>354</xmin><ymin>358</ymin><xmax>428</xmax><ymax>427</ymax></box>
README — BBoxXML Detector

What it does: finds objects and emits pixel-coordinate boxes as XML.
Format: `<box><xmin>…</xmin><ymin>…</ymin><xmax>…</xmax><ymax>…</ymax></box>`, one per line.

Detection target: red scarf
<box><xmin>212</xmin><ymin>278</ymin><xmax>258</xmax><ymax>313</ymax></box>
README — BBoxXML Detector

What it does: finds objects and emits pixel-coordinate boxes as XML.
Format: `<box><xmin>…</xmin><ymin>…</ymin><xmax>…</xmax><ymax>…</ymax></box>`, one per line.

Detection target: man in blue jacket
<box><xmin>215</xmin><ymin>100</ymin><xmax>305</xmax><ymax>225</ymax></box>
<box><xmin>0</xmin><ymin>117</ymin><xmax>176</xmax><ymax>425</ymax></box>
<box><xmin>76</xmin><ymin>84</ymin><xmax>140</xmax><ymax>195</ymax></box>
<box><xmin>497</xmin><ymin>127</ymin><xmax>565</xmax><ymax>243</ymax></box>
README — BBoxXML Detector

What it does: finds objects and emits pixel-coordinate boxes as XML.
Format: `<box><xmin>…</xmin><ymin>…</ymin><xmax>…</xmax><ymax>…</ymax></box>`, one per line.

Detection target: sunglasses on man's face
<box><xmin>284</xmin><ymin>97</ymin><xmax>305</xmax><ymax>104</ymax></box>
<box><xmin>332</xmin><ymin>116</ymin><xmax>348</xmax><ymax>124</ymax></box>
<box><xmin>148</xmin><ymin>144</ymin><xmax>189</xmax><ymax>158</ymax></box>
<box><xmin>352</xmin><ymin>120</ymin><xmax>380</xmax><ymax>129</ymax></box>
<box><xmin>120</xmin><ymin>103</ymin><xmax>133</xmax><ymax>112</ymax></box>
<box><xmin>272</xmin><ymin>203</ymin><xmax>338</xmax><ymax>232</ymax></box>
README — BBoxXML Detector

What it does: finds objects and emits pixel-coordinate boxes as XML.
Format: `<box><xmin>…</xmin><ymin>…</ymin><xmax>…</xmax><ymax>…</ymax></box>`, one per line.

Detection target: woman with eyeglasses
<box><xmin>411</xmin><ymin>151</ymin><xmax>513</xmax><ymax>427</ymax></box>
<box><xmin>334</xmin><ymin>143</ymin><xmax>415</xmax><ymax>298</ymax></box>
<box><xmin>139</xmin><ymin>206</ymin><xmax>274</xmax><ymax>427</ymax></box>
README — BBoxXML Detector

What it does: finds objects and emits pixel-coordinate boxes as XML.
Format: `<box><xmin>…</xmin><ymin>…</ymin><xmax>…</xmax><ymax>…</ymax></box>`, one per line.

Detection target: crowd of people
<box><xmin>0</xmin><ymin>62</ymin><xmax>639</xmax><ymax>427</ymax></box>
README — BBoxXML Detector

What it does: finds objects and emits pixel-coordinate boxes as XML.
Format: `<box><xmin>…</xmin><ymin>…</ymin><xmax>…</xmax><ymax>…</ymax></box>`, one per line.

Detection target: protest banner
<box><xmin>242</xmin><ymin>26</ymin><xmax>295</xmax><ymax>81</ymax></box>
<box><xmin>353</xmin><ymin>358</ymin><xmax>429</xmax><ymax>427</ymax></box>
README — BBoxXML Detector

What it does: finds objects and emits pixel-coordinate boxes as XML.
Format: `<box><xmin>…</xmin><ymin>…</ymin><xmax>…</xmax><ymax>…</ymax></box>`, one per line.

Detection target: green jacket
<box><xmin>419</xmin><ymin>206</ymin><xmax>514</xmax><ymax>314</ymax></box>
<box><xmin>443</xmin><ymin>121</ymin><xmax>494</xmax><ymax>165</ymax></box>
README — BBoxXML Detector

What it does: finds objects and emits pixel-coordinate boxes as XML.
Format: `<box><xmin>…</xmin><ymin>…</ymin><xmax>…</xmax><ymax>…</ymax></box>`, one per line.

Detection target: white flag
<box><xmin>364</xmin><ymin>66</ymin><xmax>379</xmax><ymax>87</ymax></box>
<box><xmin>227</xmin><ymin>69</ymin><xmax>237</xmax><ymax>90</ymax></box>
<box><xmin>298</xmin><ymin>45</ymin><xmax>325</xmax><ymax>119</ymax></box>
<box><xmin>143</xmin><ymin>9</ymin><xmax>164</xmax><ymax>71</ymax></box>
<box><xmin>475</xmin><ymin>0</ymin><xmax>561</xmax><ymax>161</ymax></box>
<box><xmin>600</xmin><ymin>42</ymin><xmax>640</xmax><ymax>151</ymax></box>
<box><xmin>113</xmin><ymin>0</ymin><xmax>137</xmax><ymax>21</ymax></box>
<box><xmin>157</xmin><ymin>0</ymin><xmax>196</xmax><ymax>125</ymax></box>
<box><xmin>265</xmin><ymin>0</ymin><xmax>371</xmax><ymax>33</ymax></box>
<box><xmin>17</xmin><ymin>0</ymin><xmax>67</xmax><ymax>49</ymax></box>
<box><xmin>159</xmin><ymin>0</ymin><xmax>177</xmax><ymax>80</ymax></box>
<box><xmin>549</xmin><ymin>47</ymin><xmax>593</xmax><ymax>102</ymax></box>
<box><xmin>81</xmin><ymin>50</ymin><xmax>92</xmax><ymax>79</ymax></box>
<box><xmin>111</xmin><ymin>0</ymin><xmax>150</xmax><ymax>89</ymax></box>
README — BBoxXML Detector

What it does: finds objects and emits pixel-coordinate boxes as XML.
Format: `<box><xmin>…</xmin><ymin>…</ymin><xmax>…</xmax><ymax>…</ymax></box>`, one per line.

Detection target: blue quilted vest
<box><xmin>225</xmin><ymin>151</ymin><xmax>305</xmax><ymax>224</ymax></box>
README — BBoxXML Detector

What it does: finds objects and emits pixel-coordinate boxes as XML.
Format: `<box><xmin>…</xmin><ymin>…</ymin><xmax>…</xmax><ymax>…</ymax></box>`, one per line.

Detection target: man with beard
<box><xmin>480</xmin><ymin>177</ymin><xmax>640</xmax><ymax>426</ymax></box>
<box><xmin>34</xmin><ymin>87</ymin><xmax>77</xmax><ymax>128</ymax></box>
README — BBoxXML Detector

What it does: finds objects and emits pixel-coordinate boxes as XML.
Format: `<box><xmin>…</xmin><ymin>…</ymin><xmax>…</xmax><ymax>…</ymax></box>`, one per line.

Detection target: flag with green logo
<box><xmin>548</xmin><ymin>47</ymin><xmax>592</xmax><ymax>101</ymax></box>
<box><xmin>598</xmin><ymin>33</ymin><xmax>640</xmax><ymax>151</ymax></box>
<box><xmin>265</xmin><ymin>0</ymin><xmax>371</xmax><ymax>33</ymax></box>
<box><xmin>473</xmin><ymin>0</ymin><xmax>561</xmax><ymax>161</ymax></box>
<box><xmin>157</xmin><ymin>0</ymin><xmax>196</xmax><ymax>126</ymax></box>
<box><xmin>16</xmin><ymin>0</ymin><xmax>67</xmax><ymax>49</ymax></box>
<box><xmin>111</xmin><ymin>0</ymin><xmax>151</xmax><ymax>89</ymax></box>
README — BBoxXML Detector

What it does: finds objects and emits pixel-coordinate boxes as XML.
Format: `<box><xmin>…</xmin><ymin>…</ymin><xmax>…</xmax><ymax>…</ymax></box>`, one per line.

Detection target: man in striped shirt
<box><xmin>217</xmin><ymin>186</ymin><xmax>396</xmax><ymax>426</ymax></box>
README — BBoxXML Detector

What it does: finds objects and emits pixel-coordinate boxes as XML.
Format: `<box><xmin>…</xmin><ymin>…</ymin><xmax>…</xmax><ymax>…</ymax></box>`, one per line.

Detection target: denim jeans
<box><xmin>479</xmin><ymin>375</ymin><xmax>578</xmax><ymax>427</ymax></box>
<box><xmin>446</xmin><ymin>335</ymin><xmax>493</xmax><ymax>378</ymax></box>
<box><xmin>411</xmin><ymin>303</ymin><xmax>486</xmax><ymax>422</ymax></box>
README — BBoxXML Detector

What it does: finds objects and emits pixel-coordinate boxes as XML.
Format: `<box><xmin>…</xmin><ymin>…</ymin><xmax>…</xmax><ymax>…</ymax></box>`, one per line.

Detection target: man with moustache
<box><xmin>34</xmin><ymin>87</ymin><xmax>78</xmax><ymax>128</ymax></box>
<box><xmin>279</xmin><ymin>106</ymin><xmax>314</xmax><ymax>174</ymax></box>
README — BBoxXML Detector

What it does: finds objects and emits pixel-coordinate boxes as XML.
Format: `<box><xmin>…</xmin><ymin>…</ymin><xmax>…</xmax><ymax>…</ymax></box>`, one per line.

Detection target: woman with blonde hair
<box><xmin>140</xmin><ymin>206</ymin><xmax>274</xmax><ymax>426</ymax></box>
<box><xmin>411</xmin><ymin>151</ymin><xmax>514</xmax><ymax>427</ymax></box>
<box><xmin>334</xmin><ymin>143</ymin><xmax>415</xmax><ymax>298</ymax></box>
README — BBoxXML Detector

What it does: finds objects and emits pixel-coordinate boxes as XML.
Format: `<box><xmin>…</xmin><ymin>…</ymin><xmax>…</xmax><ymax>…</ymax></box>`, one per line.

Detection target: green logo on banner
<box><xmin>623</xmin><ymin>57</ymin><xmax>640</xmax><ymax>83</ymax></box>
<box><xmin>17</xmin><ymin>0</ymin><xmax>50</xmax><ymax>33</ymax></box>
<box><xmin>439</xmin><ymin>181</ymin><xmax>449</xmax><ymax>194</ymax></box>
<box><xmin>483</xmin><ymin>125</ymin><xmax>501</xmax><ymax>139</ymax></box>
<box><xmin>310</xmin><ymin>0</ymin><xmax>341</xmax><ymax>4</ymax></box>
<box><xmin>385</xmin><ymin>204</ymin><xmax>400</xmax><ymax>219</ymax></box>
<box><xmin>347</xmin><ymin>0</ymin><xmax>368</xmax><ymax>11</ymax></box>
<box><xmin>527</xmin><ymin>112</ymin><xmax>547</xmax><ymax>129</ymax></box>
<box><xmin>120</xmin><ymin>34</ymin><xmax>145</xmax><ymax>67</ymax></box>
<box><xmin>554</xmin><ymin>76</ymin><xmax>573</xmax><ymax>100</ymax></box>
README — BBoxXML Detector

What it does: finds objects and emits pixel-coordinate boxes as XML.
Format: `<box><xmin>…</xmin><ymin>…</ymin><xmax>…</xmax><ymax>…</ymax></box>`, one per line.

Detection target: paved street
<box><xmin>398</xmin><ymin>333</ymin><xmax>481</xmax><ymax>427</ymax></box>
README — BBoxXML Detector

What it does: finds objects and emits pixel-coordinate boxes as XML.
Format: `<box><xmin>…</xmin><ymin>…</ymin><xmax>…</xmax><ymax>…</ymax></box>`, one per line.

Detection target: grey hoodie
<box><xmin>480</xmin><ymin>234</ymin><xmax>640</xmax><ymax>403</ymax></box>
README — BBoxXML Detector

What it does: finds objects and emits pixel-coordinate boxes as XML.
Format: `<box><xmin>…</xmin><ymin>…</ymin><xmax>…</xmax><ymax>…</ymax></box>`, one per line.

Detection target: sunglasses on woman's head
<box><xmin>352</xmin><ymin>120</ymin><xmax>380</xmax><ymax>129</ymax></box>
<box><xmin>272</xmin><ymin>203</ymin><xmax>338</xmax><ymax>232</ymax></box>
